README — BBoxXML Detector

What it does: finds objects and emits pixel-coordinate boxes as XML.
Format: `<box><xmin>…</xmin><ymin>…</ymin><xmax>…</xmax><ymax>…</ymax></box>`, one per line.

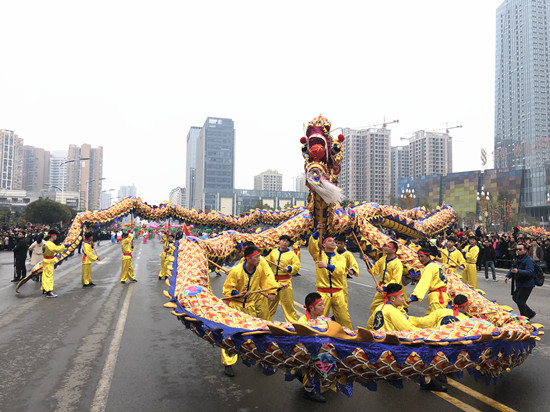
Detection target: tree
<box><xmin>253</xmin><ymin>199</ymin><xmax>273</xmax><ymax>210</ymax></box>
<box><xmin>25</xmin><ymin>198</ymin><xmax>74</xmax><ymax>225</ymax></box>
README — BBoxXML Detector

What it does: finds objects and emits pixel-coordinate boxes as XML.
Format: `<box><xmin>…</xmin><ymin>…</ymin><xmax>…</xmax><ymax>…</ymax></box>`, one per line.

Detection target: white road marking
<box><xmin>90</xmin><ymin>278</ymin><xmax>134</xmax><ymax>412</ymax></box>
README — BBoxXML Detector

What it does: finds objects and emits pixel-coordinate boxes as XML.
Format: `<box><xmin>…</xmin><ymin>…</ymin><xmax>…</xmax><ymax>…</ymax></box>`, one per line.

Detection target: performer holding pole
<box><xmin>41</xmin><ymin>230</ymin><xmax>66</xmax><ymax>298</ymax></box>
<box><xmin>82</xmin><ymin>232</ymin><xmax>100</xmax><ymax>287</ymax></box>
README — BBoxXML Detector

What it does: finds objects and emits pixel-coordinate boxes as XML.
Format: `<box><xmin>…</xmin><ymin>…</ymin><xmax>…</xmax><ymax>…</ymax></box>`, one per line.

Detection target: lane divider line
<box><xmin>432</xmin><ymin>391</ymin><xmax>483</xmax><ymax>412</ymax></box>
<box><xmin>447</xmin><ymin>378</ymin><xmax>518</xmax><ymax>412</ymax></box>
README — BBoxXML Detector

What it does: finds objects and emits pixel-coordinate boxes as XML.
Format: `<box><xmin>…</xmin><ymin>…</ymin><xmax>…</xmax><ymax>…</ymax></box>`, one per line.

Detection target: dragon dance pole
<box><xmin>208</xmin><ymin>259</ymin><xmax>230</xmax><ymax>275</ymax></box>
<box><xmin>351</xmin><ymin>231</ymin><xmax>379</xmax><ymax>287</ymax></box>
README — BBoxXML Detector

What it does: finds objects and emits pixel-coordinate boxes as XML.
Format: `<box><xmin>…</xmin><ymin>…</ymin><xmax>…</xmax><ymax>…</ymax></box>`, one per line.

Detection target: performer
<box><xmin>82</xmin><ymin>232</ymin><xmax>100</xmax><ymax>287</ymax></box>
<box><xmin>160</xmin><ymin>234</ymin><xmax>175</xmax><ymax>280</ymax></box>
<box><xmin>335</xmin><ymin>235</ymin><xmax>359</xmax><ymax>309</ymax></box>
<box><xmin>409</xmin><ymin>294</ymin><xmax>471</xmax><ymax>328</ymax></box>
<box><xmin>406</xmin><ymin>248</ymin><xmax>449</xmax><ymax>315</ymax></box>
<box><xmin>158</xmin><ymin>233</ymin><xmax>169</xmax><ymax>280</ymax></box>
<box><xmin>436</xmin><ymin>235</ymin><xmax>465</xmax><ymax>275</ymax></box>
<box><xmin>307</xmin><ymin>226</ymin><xmax>352</xmax><ymax>329</ymax></box>
<box><xmin>41</xmin><ymin>230</ymin><xmax>66</xmax><ymax>298</ymax></box>
<box><xmin>120</xmin><ymin>231</ymin><xmax>137</xmax><ymax>283</ymax></box>
<box><xmin>372</xmin><ymin>283</ymin><xmax>447</xmax><ymax>392</ymax></box>
<box><xmin>462</xmin><ymin>236</ymin><xmax>480</xmax><ymax>289</ymax></box>
<box><xmin>266</xmin><ymin>235</ymin><xmax>300</xmax><ymax>322</ymax></box>
<box><xmin>368</xmin><ymin>241</ymin><xmax>407</xmax><ymax>318</ymax></box>
<box><xmin>221</xmin><ymin>245</ymin><xmax>286</xmax><ymax>377</ymax></box>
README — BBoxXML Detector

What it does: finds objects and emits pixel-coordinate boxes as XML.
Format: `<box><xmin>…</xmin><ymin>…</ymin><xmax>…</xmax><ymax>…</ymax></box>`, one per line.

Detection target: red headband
<box><xmin>304</xmin><ymin>297</ymin><xmax>323</xmax><ymax>320</ymax></box>
<box><xmin>323</xmin><ymin>237</ymin><xmax>334</xmax><ymax>246</ymax></box>
<box><xmin>418</xmin><ymin>251</ymin><xmax>431</xmax><ymax>255</ymax></box>
<box><xmin>245</xmin><ymin>251</ymin><xmax>260</xmax><ymax>259</ymax></box>
<box><xmin>453</xmin><ymin>301</ymin><xmax>468</xmax><ymax>316</ymax></box>
<box><xmin>383</xmin><ymin>290</ymin><xmax>403</xmax><ymax>305</ymax></box>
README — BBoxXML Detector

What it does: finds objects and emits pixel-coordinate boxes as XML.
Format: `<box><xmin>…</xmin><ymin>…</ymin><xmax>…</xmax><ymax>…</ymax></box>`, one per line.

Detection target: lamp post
<box><xmin>60</xmin><ymin>157</ymin><xmax>89</xmax><ymax>206</ymax></box>
<box><xmin>400</xmin><ymin>184</ymin><xmax>416</xmax><ymax>209</ymax></box>
<box><xmin>477</xmin><ymin>186</ymin><xmax>490</xmax><ymax>234</ymax></box>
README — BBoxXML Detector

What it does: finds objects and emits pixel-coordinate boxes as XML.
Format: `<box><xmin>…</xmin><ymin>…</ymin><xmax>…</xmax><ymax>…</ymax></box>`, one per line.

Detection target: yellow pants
<box><xmin>120</xmin><ymin>259</ymin><xmax>135</xmax><ymax>282</ymax></box>
<box><xmin>41</xmin><ymin>262</ymin><xmax>55</xmax><ymax>292</ymax></box>
<box><xmin>426</xmin><ymin>291</ymin><xmax>450</xmax><ymax>315</ymax></box>
<box><xmin>462</xmin><ymin>263</ymin><xmax>478</xmax><ymax>289</ymax></box>
<box><xmin>320</xmin><ymin>290</ymin><xmax>352</xmax><ymax>329</ymax></box>
<box><xmin>343</xmin><ymin>277</ymin><xmax>349</xmax><ymax>309</ymax></box>
<box><xmin>267</xmin><ymin>283</ymin><xmax>298</xmax><ymax>322</ymax></box>
<box><xmin>158</xmin><ymin>253</ymin><xmax>167</xmax><ymax>278</ymax></box>
<box><xmin>82</xmin><ymin>264</ymin><xmax>92</xmax><ymax>285</ymax></box>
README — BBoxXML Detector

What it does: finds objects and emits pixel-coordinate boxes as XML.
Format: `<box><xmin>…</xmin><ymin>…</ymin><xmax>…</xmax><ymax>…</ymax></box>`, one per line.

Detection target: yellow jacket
<box><xmin>410</xmin><ymin>308</ymin><xmax>469</xmax><ymax>329</ymax></box>
<box><xmin>337</xmin><ymin>249</ymin><xmax>359</xmax><ymax>277</ymax></box>
<box><xmin>462</xmin><ymin>245</ymin><xmax>479</xmax><ymax>265</ymax></box>
<box><xmin>122</xmin><ymin>234</ymin><xmax>134</xmax><ymax>259</ymax></box>
<box><xmin>437</xmin><ymin>247</ymin><xmax>465</xmax><ymax>271</ymax></box>
<box><xmin>43</xmin><ymin>240</ymin><xmax>65</xmax><ymax>264</ymax></box>
<box><xmin>223</xmin><ymin>261</ymin><xmax>279</xmax><ymax>306</ymax></box>
<box><xmin>308</xmin><ymin>235</ymin><xmax>346</xmax><ymax>290</ymax></box>
<box><xmin>266</xmin><ymin>248</ymin><xmax>300</xmax><ymax>278</ymax></box>
<box><xmin>410</xmin><ymin>261</ymin><xmax>447</xmax><ymax>302</ymax></box>
<box><xmin>82</xmin><ymin>242</ymin><xmax>98</xmax><ymax>265</ymax></box>
<box><xmin>372</xmin><ymin>256</ymin><xmax>403</xmax><ymax>287</ymax></box>
<box><xmin>371</xmin><ymin>303</ymin><xmax>419</xmax><ymax>332</ymax></box>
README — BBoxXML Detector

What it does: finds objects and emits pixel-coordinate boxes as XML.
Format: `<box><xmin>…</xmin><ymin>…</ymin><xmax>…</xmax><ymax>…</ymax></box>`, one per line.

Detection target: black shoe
<box><xmin>528</xmin><ymin>312</ymin><xmax>536</xmax><ymax>320</ymax></box>
<box><xmin>89</xmin><ymin>283</ymin><xmax>96</xmax><ymax>287</ymax></box>
<box><xmin>120</xmin><ymin>281</ymin><xmax>126</xmax><ymax>284</ymax></box>
<box><xmin>129</xmin><ymin>279</ymin><xmax>138</xmax><ymax>283</ymax></box>
<box><xmin>224</xmin><ymin>366</ymin><xmax>235</xmax><ymax>377</ymax></box>
<box><xmin>44</xmin><ymin>291</ymin><xmax>58</xmax><ymax>298</ymax></box>
<box><xmin>294</xmin><ymin>273</ymin><xmax>301</xmax><ymax>276</ymax></box>
<box><xmin>420</xmin><ymin>377</ymin><xmax>447</xmax><ymax>392</ymax></box>
<box><xmin>11</xmin><ymin>279</ymin><xmax>18</xmax><ymax>283</ymax></box>
<box><xmin>347</xmin><ymin>274</ymin><xmax>353</xmax><ymax>279</ymax></box>
<box><xmin>83</xmin><ymin>284</ymin><xmax>89</xmax><ymax>288</ymax></box>
<box><xmin>303</xmin><ymin>388</ymin><xmax>326</xmax><ymax>403</ymax></box>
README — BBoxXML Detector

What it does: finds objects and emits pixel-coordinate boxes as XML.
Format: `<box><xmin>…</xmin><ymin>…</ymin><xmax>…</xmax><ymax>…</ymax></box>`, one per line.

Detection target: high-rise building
<box><xmin>22</xmin><ymin>145</ymin><xmax>50</xmax><ymax>192</ymax></box>
<box><xmin>495</xmin><ymin>0</ymin><xmax>550</xmax><ymax>212</ymax></box>
<box><xmin>186</xmin><ymin>126</ymin><xmax>201</xmax><ymax>209</ymax></box>
<box><xmin>390</xmin><ymin>146</ymin><xmax>410</xmax><ymax>200</ymax></box>
<box><xmin>340</xmin><ymin>127</ymin><xmax>390</xmax><ymax>204</ymax></box>
<box><xmin>408</xmin><ymin>130</ymin><xmax>453</xmax><ymax>178</ymax></box>
<box><xmin>254</xmin><ymin>169</ymin><xmax>283</xmax><ymax>191</ymax></box>
<box><xmin>67</xmin><ymin>144</ymin><xmax>103</xmax><ymax>210</ymax></box>
<box><xmin>194</xmin><ymin>117</ymin><xmax>235</xmax><ymax>210</ymax></box>
<box><xmin>0</xmin><ymin>129</ymin><xmax>24</xmax><ymax>190</ymax></box>
<box><xmin>294</xmin><ymin>173</ymin><xmax>307</xmax><ymax>193</ymax></box>
<box><xmin>118</xmin><ymin>185</ymin><xmax>137</xmax><ymax>200</ymax></box>
<box><xmin>169</xmin><ymin>186</ymin><xmax>186</xmax><ymax>207</ymax></box>
<box><xmin>50</xmin><ymin>151</ymin><xmax>70</xmax><ymax>191</ymax></box>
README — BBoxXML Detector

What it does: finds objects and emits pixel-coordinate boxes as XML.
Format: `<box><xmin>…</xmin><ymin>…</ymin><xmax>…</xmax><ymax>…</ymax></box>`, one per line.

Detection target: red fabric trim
<box><xmin>317</xmin><ymin>287</ymin><xmax>341</xmax><ymax>294</ymax></box>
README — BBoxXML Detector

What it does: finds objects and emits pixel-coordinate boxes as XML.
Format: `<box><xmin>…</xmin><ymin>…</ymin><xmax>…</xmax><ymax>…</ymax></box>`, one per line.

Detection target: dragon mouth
<box><xmin>308</xmin><ymin>134</ymin><xmax>328</xmax><ymax>163</ymax></box>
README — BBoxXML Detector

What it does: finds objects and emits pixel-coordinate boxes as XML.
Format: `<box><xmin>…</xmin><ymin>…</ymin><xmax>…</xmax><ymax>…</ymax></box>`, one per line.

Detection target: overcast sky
<box><xmin>0</xmin><ymin>0</ymin><xmax>504</xmax><ymax>205</ymax></box>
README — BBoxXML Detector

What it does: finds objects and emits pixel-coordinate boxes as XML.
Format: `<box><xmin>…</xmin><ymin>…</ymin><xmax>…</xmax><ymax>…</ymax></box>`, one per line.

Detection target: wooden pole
<box><xmin>351</xmin><ymin>231</ymin><xmax>380</xmax><ymax>286</ymax></box>
<box><xmin>222</xmin><ymin>286</ymin><xmax>280</xmax><ymax>300</ymax></box>
<box><xmin>208</xmin><ymin>259</ymin><xmax>230</xmax><ymax>275</ymax></box>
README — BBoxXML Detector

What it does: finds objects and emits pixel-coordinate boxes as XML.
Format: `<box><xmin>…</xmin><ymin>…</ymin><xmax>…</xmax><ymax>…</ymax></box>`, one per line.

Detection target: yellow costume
<box><xmin>462</xmin><ymin>244</ymin><xmax>479</xmax><ymax>289</ymax></box>
<box><xmin>158</xmin><ymin>234</ymin><xmax>169</xmax><ymax>279</ymax></box>
<box><xmin>369</xmin><ymin>302</ymin><xmax>419</xmax><ymax>332</ymax></box>
<box><xmin>221</xmin><ymin>260</ymin><xmax>280</xmax><ymax>366</ymax></box>
<box><xmin>120</xmin><ymin>233</ymin><xmax>136</xmax><ymax>282</ymax></box>
<box><xmin>409</xmin><ymin>261</ymin><xmax>449</xmax><ymax>315</ymax></box>
<box><xmin>266</xmin><ymin>248</ymin><xmax>300</xmax><ymax>322</ymax></box>
<box><xmin>163</xmin><ymin>241</ymin><xmax>176</xmax><ymax>278</ymax></box>
<box><xmin>41</xmin><ymin>240</ymin><xmax>66</xmax><ymax>293</ymax></box>
<box><xmin>409</xmin><ymin>308</ymin><xmax>469</xmax><ymax>329</ymax></box>
<box><xmin>337</xmin><ymin>248</ymin><xmax>359</xmax><ymax>310</ymax></box>
<box><xmin>370</xmin><ymin>256</ymin><xmax>407</xmax><ymax>314</ymax></box>
<box><xmin>82</xmin><ymin>242</ymin><xmax>98</xmax><ymax>286</ymax></box>
<box><xmin>437</xmin><ymin>246</ymin><xmax>465</xmax><ymax>275</ymax></box>
<box><xmin>308</xmin><ymin>234</ymin><xmax>352</xmax><ymax>329</ymax></box>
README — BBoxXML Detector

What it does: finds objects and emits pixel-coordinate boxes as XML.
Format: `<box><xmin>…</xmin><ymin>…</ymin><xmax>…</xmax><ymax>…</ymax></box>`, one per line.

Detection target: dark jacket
<box><xmin>480</xmin><ymin>244</ymin><xmax>496</xmax><ymax>263</ymax></box>
<box><xmin>506</xmin><ymin>253</ymin><xmax>536</xmax><ymax>289</ymax></box>
<box><xmin>13</xmin><ymin>237</ymin><xmax>28</xmax><ymax>259</ymax></box>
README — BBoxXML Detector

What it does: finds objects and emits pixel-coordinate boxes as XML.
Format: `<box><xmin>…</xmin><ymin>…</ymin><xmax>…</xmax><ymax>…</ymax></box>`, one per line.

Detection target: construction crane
<box><xmin>431</xmin><ymin>123</ymin><xmax>462</xmax><ymax>134</ymax></box>
<box><xmin>357</xmin><ymin>118</ymin><xmax>399</xmax><ymax>129</ymax></box>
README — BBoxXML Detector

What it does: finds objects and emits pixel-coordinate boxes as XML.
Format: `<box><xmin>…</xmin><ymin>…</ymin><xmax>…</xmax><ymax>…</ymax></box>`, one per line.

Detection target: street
<box><xmin>0</xmin><ymin>239</ymin><xmax>548</xmax><ymax>412</ymax></box>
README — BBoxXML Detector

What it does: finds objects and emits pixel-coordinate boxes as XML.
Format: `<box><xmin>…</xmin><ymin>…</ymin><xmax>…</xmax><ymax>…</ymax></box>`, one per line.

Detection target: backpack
<box><xmin>534</xmin><ymin>262</ymin><xmax>545</xmax><ymax>287</ymax></box>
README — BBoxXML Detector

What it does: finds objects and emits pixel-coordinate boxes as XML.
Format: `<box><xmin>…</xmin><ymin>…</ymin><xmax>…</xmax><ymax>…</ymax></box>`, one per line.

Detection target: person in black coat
<box><xmin>505</xmin><ymin>243</ymin><xmax>537</xmax><ymax>320</ymax></box>
<box><xmin>12</xmin><ymin>231</ymin><xmax>29</xmax><ymax>282</ymax></box>
<box><xmin>480</xmin><ymin>239</ymin><xmax>497</xmax><ymax>281</ymax></box>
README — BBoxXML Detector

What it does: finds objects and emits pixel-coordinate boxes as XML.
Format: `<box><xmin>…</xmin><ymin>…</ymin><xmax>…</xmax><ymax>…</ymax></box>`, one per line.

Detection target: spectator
<box><xmin>480</xmin><ymin>239</ymin><xmax>497</xmax><ymax>281</ymax></box>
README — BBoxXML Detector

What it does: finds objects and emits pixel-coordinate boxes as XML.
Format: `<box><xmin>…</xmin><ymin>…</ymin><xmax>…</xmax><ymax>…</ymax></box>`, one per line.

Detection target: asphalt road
<box><xmin>0</xmin><ymin>240</ymin><xmax>548</xmax><ymax>412</ymax></box>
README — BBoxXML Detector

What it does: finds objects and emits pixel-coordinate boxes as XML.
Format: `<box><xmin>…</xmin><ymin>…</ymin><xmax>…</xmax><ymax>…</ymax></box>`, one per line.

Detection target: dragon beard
<box><xmin>307</xmin><ymin>177</ymin><xmax>343</xmax><ymax>205</ymax></box>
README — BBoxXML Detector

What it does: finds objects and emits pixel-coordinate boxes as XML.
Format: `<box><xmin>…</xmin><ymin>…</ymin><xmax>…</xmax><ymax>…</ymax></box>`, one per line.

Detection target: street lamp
<box><xmin>44</xmin><ymin>184</ymin><xmax>64</xmax><ymax>204</ymax></box>
<box><xmin>401</xmin><ymin>184</ymin><xmax>416</xmax><ymax>209</ymax></box>
<box><xmin>477</xmin><ymin>186</ymin><xmax>490</xmax><ymax>234</ymax></box>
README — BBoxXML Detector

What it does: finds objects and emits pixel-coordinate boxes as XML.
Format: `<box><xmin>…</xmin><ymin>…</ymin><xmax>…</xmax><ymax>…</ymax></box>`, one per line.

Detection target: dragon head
<box><xmin>300</xmin><ymin>115</ymin><xmax>344</xmax><ymax>205</ymax></box>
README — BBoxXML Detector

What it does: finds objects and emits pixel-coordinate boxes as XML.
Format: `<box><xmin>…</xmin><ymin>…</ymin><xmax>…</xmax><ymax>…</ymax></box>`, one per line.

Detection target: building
<box><xmin>340</xmin><ymin>127</ymin><xmax>390</xmax><ymax>204</ymax></box>
<box><xmin>100</xmin><ymin>190</ymin><xmax>113</xmax><ymax>209</ymax></box>
<box><xmin>118</xmin><ymin>185</ymin><xmax>137</xmax><ymax>200</ymax></box>
<box><xmin>390</xmin><ymin>146</ymin><xmax>410</xmax><ymax>200</ymax></box>
<box><xmin>22</xmin><ymin>145</ymin><xmax>50</xmax><ymax>192</ymax></box>
<box><xmin>194</xmin><ymin>117</ymin><xmax>235</xmax><ymax>211</ymax></box>
<box><xmin>67</xmin><ymin>144</ymin><xmax>104</xmax><ymax>210</ymax></box>
<box><xmin>294</xmin><ymin>173</ymin><xmax>307</xmax><ymax>193</ymax></box>
<box><xmin>169</xmin><ymin>186</ymin><xmax>186</xmax><ymax>207</ymax></box>
<box><xmin>408</xmin><ymin>130</ymin><xmax>453</xmax><ymax>178</ymax></box>
<box><xmin>0</xmin><ymin>129</ymin><xmax>24</xmax><ymax>190</ymax></box>
<box><xmin>185</xmin><ymin>126</ymin><xmax>201</xmax><ymax>209</ymax></box>
<box><xmin>49</xmin><ymin>151</ymin><xmax>70</xmax><ymax>192</ymax></box>
<box><xmin>495</xmin><ymin>0</ymin><xmax>550</xmax><ymax>215</ymax></box>
<box><xmin>205</xmin><ymin>189</ymin><xmax>308</xmax><ymax>215</ymax></box>
<box><xmin>254</xmin><ymin>169</ymin><xmax>283</xmax><ymax>191</ymax></box>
